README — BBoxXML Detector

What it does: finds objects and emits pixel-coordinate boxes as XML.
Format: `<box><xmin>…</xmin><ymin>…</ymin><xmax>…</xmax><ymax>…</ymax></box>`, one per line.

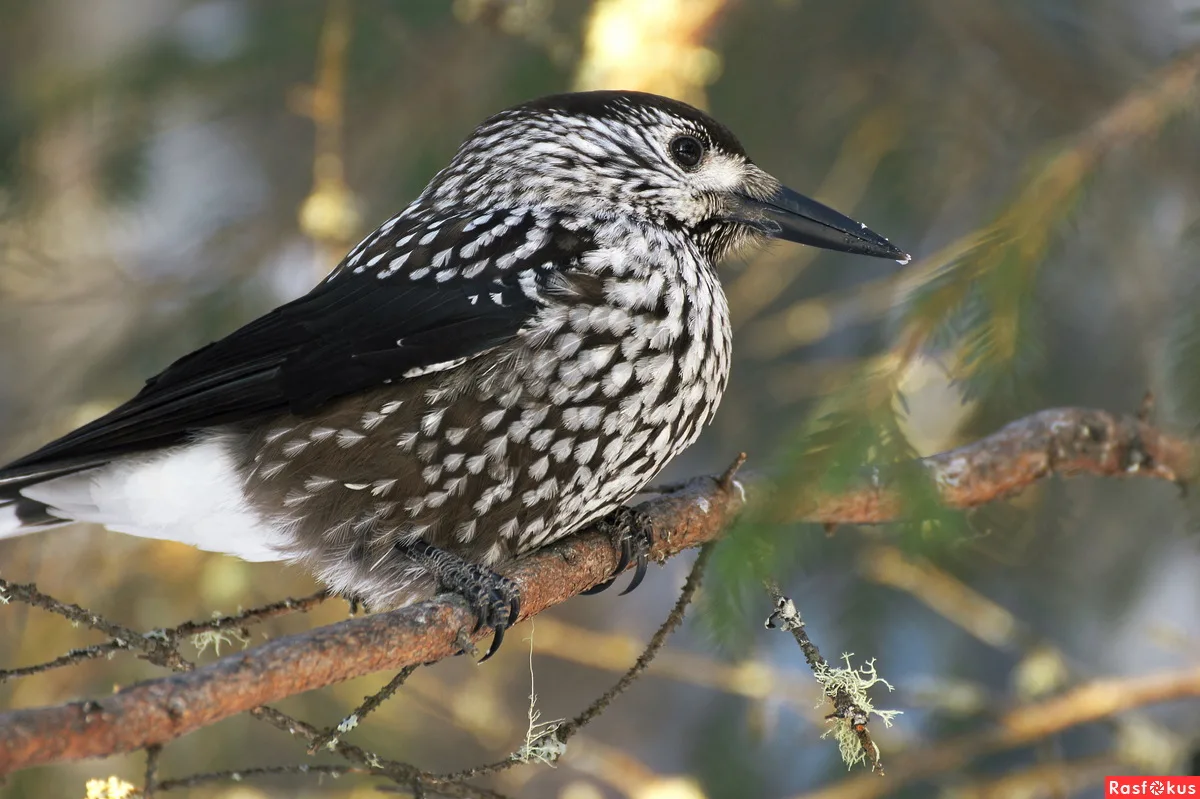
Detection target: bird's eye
<box><xmin>669</xmin><ymin>135</ymin><xmax>706</xmax><ymax>169</ymax></box>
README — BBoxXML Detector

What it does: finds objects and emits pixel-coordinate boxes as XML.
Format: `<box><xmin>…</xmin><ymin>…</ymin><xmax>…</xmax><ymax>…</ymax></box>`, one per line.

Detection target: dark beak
<box><xmin>731</xmin><ymin>185</ymin><xmax>910</xmax><ymax>263</ymax></box>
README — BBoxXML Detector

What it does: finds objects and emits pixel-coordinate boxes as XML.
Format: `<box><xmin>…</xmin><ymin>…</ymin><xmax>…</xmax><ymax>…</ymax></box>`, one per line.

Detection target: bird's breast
<box><xmin>505</xmin><ymin>228</ymin><xmax>732</xmax><ymax>548</ymax></box>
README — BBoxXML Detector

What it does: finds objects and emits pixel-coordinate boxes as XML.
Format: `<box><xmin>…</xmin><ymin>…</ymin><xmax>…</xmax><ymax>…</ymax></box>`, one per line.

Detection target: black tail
<box><xmin>0</xmin><ymin>472</ymin><xmax>85</xmax><ymax>537</ymax></box>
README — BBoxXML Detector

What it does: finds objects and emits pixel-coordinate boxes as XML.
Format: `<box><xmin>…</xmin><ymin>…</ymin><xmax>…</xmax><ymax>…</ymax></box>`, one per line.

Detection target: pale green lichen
<box><xmin>816</xmin><ymin>653</ymin><xmax>902</xmax><ymax>769</ymax></box>
<box><xmin>190</xmin><ymin>613</ymin><xmax>251</xmax><ymax>656</ymax></box>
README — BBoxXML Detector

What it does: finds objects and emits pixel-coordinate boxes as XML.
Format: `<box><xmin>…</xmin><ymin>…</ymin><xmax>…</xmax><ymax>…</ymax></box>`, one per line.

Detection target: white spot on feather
<box><xmin>372</xmin><ymin>479</ymin><xmax>398</xmax><ymax>497</ymax></box>
<box><xmin>378</xmin><ymin>252</ymin><xmax>410</xmax><ymax>279</ymax></box>
<box><xmin>310</xmin><ymin>427</ymin><xmax>336</xmax><ymax>442</ymax></box>
<box><xmin>402</xmin><ymin>357</ymin><xmax>469</xmax><ymax>379</ymax></box>
<box><xmin>281</xmin><ymin>439</ymin><xmax>310</xmax><ymax>457</ymax></box>
<box><xmin>304</xmin><ymin>475</ymin><xmax>336</xmax><ymax>492</ymax></box>
<box><xmin>456</xmin><ymin>519</ymin><xmax>478</xmax><ymax>542</ymax></box>
<box><xmin>421</xmin><ymin>408</ymin><xmax>446</xmax><ymax>436</ymax></box>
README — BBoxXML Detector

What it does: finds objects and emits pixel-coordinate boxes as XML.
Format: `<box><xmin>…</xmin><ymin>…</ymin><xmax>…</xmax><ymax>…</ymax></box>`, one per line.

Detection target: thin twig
<box><xmin>765</xmin><ymin>583</ymin><xmax>884</xmax><ymax>773</ymax></box>
<box><xmin>557</xmin><ymin>544</ymin><xmax>715</xmax><ymax>741</ymax></box>
<box><xmin>718</xmin><ymin>451</ymin><xmax>749</xmax><ymax>491</ymax></box>
<box><xmin>520</xmin><ymin>616</ymin><xmax>817</xmax><ymax>708</ymax></box>
<box><xmin>0</xmin><ymin>590</ymin><xmax>328</xmax><ymax>683</ymax></box>
<box><xmin>250</xmin><ymin>706</ymin><xmax>409</xmax><ymax>780</ymax></box>
<box><xmin>0</xmin><ymin>578</ymin><xmax>187</xmax><ymax>670</ymax></box>
<box><xmin>143</xmin><ymin>745</ymin><xmax>161</xmax><ymax>799</ymax></box>
<box><xmin>154</xmin><ymin>763</ymin><xmax>365</xmax><ymax>792</ymax></box>
<box><xmin>294</xmin><ymin>0</ymin><xmax>359</xmax><ymax>269</ymax></box>
<box><xmin>250</xmin><ymin>702</ymin><xmax>508</xmax><ymax>798</ymax></box>
<box><xmin>167</xmin><ymin>590</ymin><xmax>330</xmax><ymax>643</ymax></box>
<box><xmin>0</xmin><ymin>641</ymin><xmax>126</xmax><ymax>684</ymax></box>
<box><xmin>308</xmin><ymin>665</ymin><xmax>419</xmax><ymax>753</ymax></box>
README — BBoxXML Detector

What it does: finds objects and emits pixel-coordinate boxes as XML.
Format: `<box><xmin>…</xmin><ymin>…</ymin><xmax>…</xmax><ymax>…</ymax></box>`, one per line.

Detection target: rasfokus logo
<box><xmin>1106</xmin><ymin>777</ymin><xmax>1200</xmax><ymax>796</ymax></box>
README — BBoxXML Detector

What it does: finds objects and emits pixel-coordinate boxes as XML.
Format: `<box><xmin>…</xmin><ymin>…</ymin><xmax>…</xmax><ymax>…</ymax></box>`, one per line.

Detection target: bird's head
<box><xmin>414</xmin><ymin>90</ymin><xmax>908</xmax><ymax>264</ymax></box>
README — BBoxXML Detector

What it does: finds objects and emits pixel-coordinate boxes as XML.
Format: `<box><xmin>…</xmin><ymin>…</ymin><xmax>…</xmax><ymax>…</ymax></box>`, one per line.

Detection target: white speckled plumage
<box><xmin>0</xmin><ymin>91</ymin><xmax>908</xmax><ymax>625</ymax></box>
<box><xmin>243</xmin><ymin>98</ymin><xmax>746</xmax><ymax>606</ymax></box>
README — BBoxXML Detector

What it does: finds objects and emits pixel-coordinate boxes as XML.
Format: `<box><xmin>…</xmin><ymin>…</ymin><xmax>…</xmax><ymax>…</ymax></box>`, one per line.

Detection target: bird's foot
<box><xmin>399</xmin><ymin>541</ymin><xmax>520</xmax><ymax>662</ymax></box>
<box><xmin>582</xmin><ymin>506</ymin><xmax>656</xmax><ymax>596</ymax></box>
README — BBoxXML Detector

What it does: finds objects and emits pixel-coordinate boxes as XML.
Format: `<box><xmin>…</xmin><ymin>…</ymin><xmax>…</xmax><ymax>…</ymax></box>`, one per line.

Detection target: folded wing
<box><xmin>0</xmin><ymin>209</ymin><xmax>588</xmax><ymax>485</ymax></box>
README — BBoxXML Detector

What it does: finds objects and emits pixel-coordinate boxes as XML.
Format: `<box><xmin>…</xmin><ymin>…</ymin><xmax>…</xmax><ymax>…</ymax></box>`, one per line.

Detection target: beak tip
<box><xmin>860</xmin><ymin>230</ymin><xmax>911</xmax><ymax>264</ymax></box>
<box><xmin>879</xmin><ymin>241</ymin><xmax>911</xmax><ymax>264</ymax></box>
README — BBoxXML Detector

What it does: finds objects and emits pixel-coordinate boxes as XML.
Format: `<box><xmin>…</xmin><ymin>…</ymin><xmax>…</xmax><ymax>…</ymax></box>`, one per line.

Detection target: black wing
<box><xmin>0</xmin><ymin>209</ymin><xmax>588</xmax><ymax>481</ymax></box>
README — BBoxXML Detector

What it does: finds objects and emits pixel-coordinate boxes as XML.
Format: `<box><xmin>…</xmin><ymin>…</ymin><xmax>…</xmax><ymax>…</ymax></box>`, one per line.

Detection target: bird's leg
<box><xmin>395</xmin><ymin>540</ymin><xmax>520</xmax><ymax>661</ymax></box>
<box><xmin>582</xmin><ymin>506</ymin><xmax>656</xmax><ymax>596</ymax></box>
<box><xmin>345</xmin><ymin>594</ymin><xmax>368</xmax><ymax>615</ymax></box>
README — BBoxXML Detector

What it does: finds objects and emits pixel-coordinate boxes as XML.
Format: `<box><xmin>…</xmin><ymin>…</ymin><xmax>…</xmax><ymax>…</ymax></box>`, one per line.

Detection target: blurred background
<box><xmin>2</xmin><ymin>1</ymin><xmax>1200</xmax><ymax>797</ymax></box>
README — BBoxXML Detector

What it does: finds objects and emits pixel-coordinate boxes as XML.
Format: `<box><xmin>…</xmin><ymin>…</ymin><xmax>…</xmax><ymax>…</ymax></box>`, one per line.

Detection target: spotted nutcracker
<box><xmin>0</xmin><ymin>91</ymin><xmax>908</xmax><ymax>658</ymax></box>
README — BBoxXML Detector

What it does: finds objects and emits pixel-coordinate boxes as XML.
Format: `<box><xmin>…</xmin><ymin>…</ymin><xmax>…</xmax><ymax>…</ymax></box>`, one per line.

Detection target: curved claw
<box><xmin>582</xmin><ymin>577</ymin><xmax>616</xmax><ymax>595</ymax></box>
<box><xmin>619</xmin><ymin>550</ymin><xmax>649</xmax><ymax>596</ymax></box>
<box><xmin>509</xmin><ymin>593</ymin><xmax>521</xmax><ymax>625</ymax></box>
<box><xmin>584</xmin><ymin>506</ymin><xmax>656</xmax><ymax>598</ymax></box>
<box><xmin>476</xmin><ymin>585</ymin><xmax>516</xmax><ymax>662</ymax></box>
<box><xmin>581</xmin><ymin>530</ymin><xmax>634</xmax><ymax>595</ymax></box>
<box><xmin>613</xmin><ymin>533</ymin><xmax>632</xmax><ymax>574</ymax></box>
<box><xmin>480</xmin><ymin>623</ymin><xmax>506</xmax><ymax>662</ymax></box>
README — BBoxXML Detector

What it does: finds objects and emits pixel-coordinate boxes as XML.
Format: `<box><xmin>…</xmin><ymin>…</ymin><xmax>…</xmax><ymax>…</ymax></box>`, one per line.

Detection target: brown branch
<box><xmin>0</xmin><ymin>407</ymin><xmax>1194</xmax><ymax>775</ymax></box>
<box><xmin>792</xmin><ymin>406</ymin><xmax>1194</xmax><ymax>522</ymax></box>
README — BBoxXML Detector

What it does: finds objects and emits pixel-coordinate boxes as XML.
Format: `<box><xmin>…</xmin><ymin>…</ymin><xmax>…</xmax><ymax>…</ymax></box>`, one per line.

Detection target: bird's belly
<box><xmin>235</xmin><ymin>326</ymin><xmax>728</xmax><ymax>605</ymax></box>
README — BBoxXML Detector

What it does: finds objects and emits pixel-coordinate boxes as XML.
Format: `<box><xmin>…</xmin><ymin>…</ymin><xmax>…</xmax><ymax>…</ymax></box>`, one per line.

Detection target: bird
<box><xmin>0</xmin><ymin>91</ymin><xmax>908</xmax><ymax>658</ymax></box>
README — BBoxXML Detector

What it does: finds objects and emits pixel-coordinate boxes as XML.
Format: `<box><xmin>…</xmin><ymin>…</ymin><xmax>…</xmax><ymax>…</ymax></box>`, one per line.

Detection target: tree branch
<box><xmin>0</xmin><ymin>406</ymin><xmax>1194</xmax><ymax>775</ymax></box>
<box><xmin>791</xmin><ymin>406</ymin><xmax>1193</xmax><ymax>523</ymax></box>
